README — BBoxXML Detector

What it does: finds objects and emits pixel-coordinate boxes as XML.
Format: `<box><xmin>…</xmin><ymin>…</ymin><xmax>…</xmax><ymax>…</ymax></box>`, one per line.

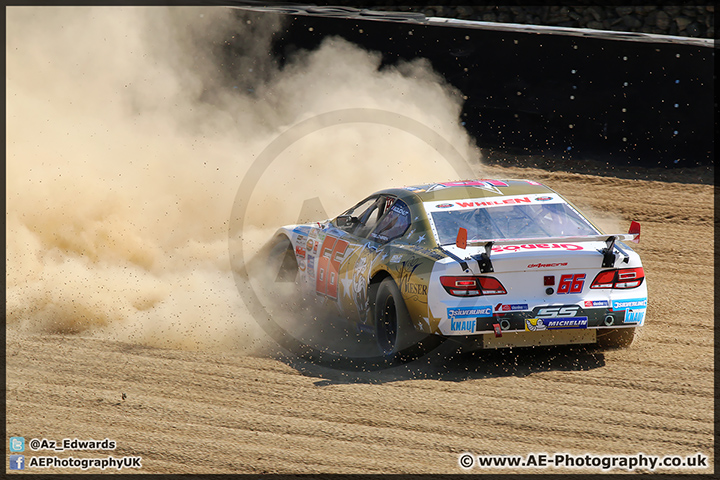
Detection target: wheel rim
<box><xmin>377</xmin><ymin>295</ymin><xmax>398</xmax><ymax>355</ymax></box>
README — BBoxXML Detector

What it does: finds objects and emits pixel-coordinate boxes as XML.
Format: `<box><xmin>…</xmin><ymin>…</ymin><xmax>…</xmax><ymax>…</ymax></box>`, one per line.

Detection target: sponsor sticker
<box><xmin>535</xmin><ymin>305</ymin><xmax>580</xmax><ymax>318</ymax></box>
<box><xmin>295</xmin><ymin>246</ymin><xmax>306</xmax><ymax>258</ymax></box>
<box><xmin>535</xmin><ymin>196</ymin><xmax>553</xmax><ymax>201</ymax></box>
<box><xmin>525</xmin><ymin>317</ymin><xmax>588</xmax><ymax>331</ymax></box>
<box><xmin>624</xmin><ymin>309</ymin><xmax>646</xmax><ymax>324</ymax></box>
<box><xmin>527</xmin><ymin>262</ymin><xmax>568</xmax><ymax>268</ymax></box>
<box><xmin>450</xmin><ymin>318</ymin><xmax>476</xmax><ymax>332</ymax></box>
<box><xmin>424</xmin><ymin>194</ymin><xmax>565</xmax><ymax>213</ymax></box>
<box><xmin>447</xmin><ymin>306</ymin><xmax>492</xmax><ymax>319</ymax></box>
<box><xmin>389</xmin><ymin>254</ymin><xmax>403</xmax><ymax>263</ymax></box>
<box><xmin>584</xmin><ymin>300</ymin><xmax>610</xmax><ymax>308</ymax></box>
<box><xmin>612</xmin><ymin>298</ymin><xmax>647</xmax><ymax>310</ymax></box>
<box><xmin>494</xmin><ymin>243</ymin><xmax>583</xmax><ymax>253</ymax></box>
<box><xmin>391</xmin><ymin>204</ymin><xmax>409</xmax><ymax>215</ymax></box>
<box><xmin>495</xmin><ymin>303</ymin><xmax>529</xmax><ymax>312</ymax></box>
<box><xmin>441</xmin><ymin>180</ymin><xmax>507</xmax><ymax>188</ymax></box>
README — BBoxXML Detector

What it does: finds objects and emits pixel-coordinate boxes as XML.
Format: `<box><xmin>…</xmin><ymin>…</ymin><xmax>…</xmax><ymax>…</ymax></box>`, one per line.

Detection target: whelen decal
<box><xmin>525</xmin><ymin>317</ymin><xmax>588</xmax><ymax>331</ymax></box>
<box><xmin>612</xmin><ymin>298</ymin><xmax>647</xmax><ymax>310</ymax></box>
<box><xmin>424</xmin><ymin>194</ymin><xmax>564</xmax><ymax>213</ymax></box>
<box><xmin>527</xmin><ymin>262</ymin><xmax>568</xmax><ymax>268</ymax></box>
<box><xmin>455</xmin><ymin>197</ymin><xmax>532</xmax><ymax>208</ymax></box>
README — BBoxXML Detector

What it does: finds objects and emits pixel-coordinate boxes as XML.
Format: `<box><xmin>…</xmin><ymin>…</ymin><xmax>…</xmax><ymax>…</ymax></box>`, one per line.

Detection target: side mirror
<box><xmin>336</xmin><ymin>215</ymin><xmax>355</xmax><ymax>227</ymax></box>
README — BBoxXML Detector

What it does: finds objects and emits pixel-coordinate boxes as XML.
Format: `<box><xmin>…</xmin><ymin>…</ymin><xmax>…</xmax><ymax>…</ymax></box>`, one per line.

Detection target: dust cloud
<box><xmin>6</xmin><ymin>7</ymin><xmax>480</xmax><ymax>351</ymax></box>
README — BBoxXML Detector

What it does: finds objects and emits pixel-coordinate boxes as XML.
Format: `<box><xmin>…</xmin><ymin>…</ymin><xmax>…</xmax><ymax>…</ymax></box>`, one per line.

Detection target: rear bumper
<box><xmin>437</xmin><ymin>300</ymin><xmax>646</xmax><ymax>336</ymax></box>
<box><xmin>444</xmin><ymin>327</ymin><xmax>617</xmax><ymax>350</ymax></box>
<box><xmin>473</xmin><ymin>305</ymin><xmax>644</xmax><ymax>334</ymax></box>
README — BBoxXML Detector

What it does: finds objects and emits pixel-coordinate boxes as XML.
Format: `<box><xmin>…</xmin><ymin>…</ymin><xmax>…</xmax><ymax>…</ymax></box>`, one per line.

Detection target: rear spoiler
<box><xmin>447</xmin><ymin>221</ymin><xmax>641</xmax><ymax>273</ymax></box>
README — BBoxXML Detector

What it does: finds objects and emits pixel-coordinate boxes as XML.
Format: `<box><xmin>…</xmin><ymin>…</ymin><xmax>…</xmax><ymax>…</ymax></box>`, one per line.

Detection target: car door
<box><xmin>310</xmin><ymin>195</ymin><xmax>392</xmax><ymax>322</ymax></box>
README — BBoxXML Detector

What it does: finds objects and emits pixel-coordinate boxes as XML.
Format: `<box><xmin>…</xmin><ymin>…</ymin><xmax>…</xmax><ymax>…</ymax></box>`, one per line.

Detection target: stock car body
<box><xmin>269</xmin><ymin>179</ymin><xmax>647</xmax><ymax>356</ymax></box>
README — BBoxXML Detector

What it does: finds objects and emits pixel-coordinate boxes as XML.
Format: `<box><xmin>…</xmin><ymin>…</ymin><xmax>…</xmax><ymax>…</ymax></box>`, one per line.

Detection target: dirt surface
<box><xmin>6</xmin><ymin>164</ymin><xmax>714</xmax><ymax>474</ymax></box>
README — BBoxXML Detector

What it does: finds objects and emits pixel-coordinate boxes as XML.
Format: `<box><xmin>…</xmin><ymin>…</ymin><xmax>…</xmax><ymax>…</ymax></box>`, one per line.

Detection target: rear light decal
<box><xmin>440</xmin><ymin>276</ymin><xmax>507</xmax><ymax>297</ymax></box>
<box><xmin>590</xmin><ymin>268</ymin><xmax>645</xmax><ymax>289</ymax></box>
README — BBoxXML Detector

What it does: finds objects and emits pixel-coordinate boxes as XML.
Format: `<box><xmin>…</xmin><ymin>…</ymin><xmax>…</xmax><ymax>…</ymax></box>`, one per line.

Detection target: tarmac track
<box><xmin>6</xmin><ymin>163</ymin><xmax>714</xmax><ymax>474</ymax></box>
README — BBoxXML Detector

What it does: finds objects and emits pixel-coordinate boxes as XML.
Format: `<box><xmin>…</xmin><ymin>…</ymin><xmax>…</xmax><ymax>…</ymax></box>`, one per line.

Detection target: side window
<box><xmin>369</xmin><ymin>199</ymin><xmax>411</xmax><ymax>244</ymax></box>
<box><xmin>336</xmin><ymin>195</ymin><xmax>387</xmax><ymax>237</ymax></box>
<box><xmin>355</xmin><ymin>196</ymin><xmax>387</xmax><ymax>238</ymax></box>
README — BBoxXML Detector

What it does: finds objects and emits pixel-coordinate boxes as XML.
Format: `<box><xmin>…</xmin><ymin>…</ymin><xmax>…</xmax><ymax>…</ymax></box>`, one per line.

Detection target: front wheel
<box><xmin>596</xmin><ymin>327</ymin><xmax>636</xmax><ymax>349</ymax></box>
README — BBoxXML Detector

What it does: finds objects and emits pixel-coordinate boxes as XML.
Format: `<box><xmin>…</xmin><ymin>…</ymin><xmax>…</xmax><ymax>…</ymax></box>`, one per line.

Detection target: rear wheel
<box><xmin>374</xmin><ymin>279</ymin><xmax>401</xmax><ymax>356</ymax></box>
<box><xmin>597</xmin><ymin>327</ymin><xmax>636</xmax><ymax>349</ymax></box>
<box><xmin>374</xmin><ymin>278</ymin><xmax>428</xmax><ymax>358</ymax></box>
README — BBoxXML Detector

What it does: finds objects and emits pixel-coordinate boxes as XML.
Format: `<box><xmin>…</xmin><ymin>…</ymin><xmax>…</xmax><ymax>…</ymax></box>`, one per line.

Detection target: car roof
<box><xmin>382</xmin><ymin>179</ymin><xmax>557</xmax><ymax>204</ymax></box>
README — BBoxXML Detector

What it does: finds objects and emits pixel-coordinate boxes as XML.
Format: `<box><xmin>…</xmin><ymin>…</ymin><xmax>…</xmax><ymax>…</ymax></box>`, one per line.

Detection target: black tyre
<box><xmin>267</xmin><ymin>237</ymin><xmax>298</xmax><ymax>284</ymax></box>
<box><xmin>596</xmin><ymin>327</ymin><xmax>636</xmax><ymax>349</ymax></box>
<box><xmin>374</xmin><ymin>278</ymin><xmax>419</xmax><ymax>357</ymax></box>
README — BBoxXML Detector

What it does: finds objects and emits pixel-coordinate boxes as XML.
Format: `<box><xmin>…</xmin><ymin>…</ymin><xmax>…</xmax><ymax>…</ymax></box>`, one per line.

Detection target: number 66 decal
<box><xmin>316</xmin><ymin>236</ymin><xmax>349</xmax><ymax>299</ymax></box>
<box><xmin>558</xmin><ymin>273</ymin><xmax>586</xmax><ymax>294</ymax></box>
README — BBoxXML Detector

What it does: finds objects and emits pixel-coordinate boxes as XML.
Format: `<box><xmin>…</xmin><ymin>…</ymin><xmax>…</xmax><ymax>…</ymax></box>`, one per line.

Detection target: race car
<box><xmin>266</xmin><ymin>179</ymin><xmax>646</xmax><ymax>358</ymax></box>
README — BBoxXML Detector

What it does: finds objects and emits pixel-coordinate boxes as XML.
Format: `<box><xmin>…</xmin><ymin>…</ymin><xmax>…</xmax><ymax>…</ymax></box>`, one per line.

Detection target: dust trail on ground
<box><xmin>6</xmin><ymin>7</ymin><xmax>479</xmax><ymax>351</ymax></box>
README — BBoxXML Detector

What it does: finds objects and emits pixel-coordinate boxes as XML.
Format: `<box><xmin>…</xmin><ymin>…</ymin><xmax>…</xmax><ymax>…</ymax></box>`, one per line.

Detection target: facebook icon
<box><xmin>10</xmin><ymin>455</ymin><xmax>25</xmax><ymax>470</ymax></box>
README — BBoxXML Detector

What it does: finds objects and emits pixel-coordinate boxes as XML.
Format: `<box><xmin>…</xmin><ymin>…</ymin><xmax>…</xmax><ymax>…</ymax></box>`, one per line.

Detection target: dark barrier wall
<box><xmin>235</xmin><ymin>6</ymin><xmax>714</xmax><ymax>168</ymax></box>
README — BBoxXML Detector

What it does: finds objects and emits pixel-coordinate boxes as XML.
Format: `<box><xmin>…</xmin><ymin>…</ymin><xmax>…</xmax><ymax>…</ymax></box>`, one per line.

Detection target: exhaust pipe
<box><xmin>604</xmin><ymin>315</ymin><xmax>615</xmax><ymax>326</ymax></box>
<box><xmin>500</xmin><ymin>318</ymin><xmax>511</xmax><ymax>331</ymax></box>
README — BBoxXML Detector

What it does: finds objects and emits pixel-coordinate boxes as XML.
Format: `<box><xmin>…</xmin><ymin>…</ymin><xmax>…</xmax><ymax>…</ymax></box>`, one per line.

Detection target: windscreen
<box><xmin>428</xmin><ymin>199</ymin><xmax>600</xmax><ymax>245</ymax></box>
